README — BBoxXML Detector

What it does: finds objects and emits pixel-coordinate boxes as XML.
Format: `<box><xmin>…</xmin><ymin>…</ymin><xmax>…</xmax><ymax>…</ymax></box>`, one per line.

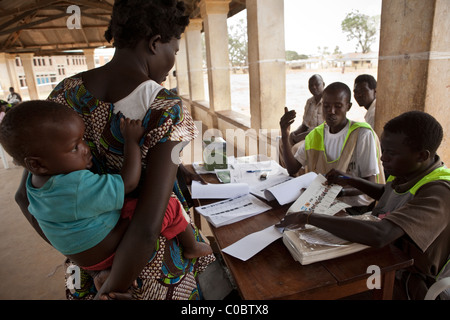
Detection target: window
<box><xmin>19</xmin><ymin>75</ymin><xmax>27</xmax><ymax>88</ymax></box>
<box><xmin>36</xmin><ymin>73</ymin><xmax>57</xmax><ymax>86</ymax></box>
<box><xmin>57</xmin><ymin>65</ymin><xmax>65</xmax><ymax>76</ymax></box>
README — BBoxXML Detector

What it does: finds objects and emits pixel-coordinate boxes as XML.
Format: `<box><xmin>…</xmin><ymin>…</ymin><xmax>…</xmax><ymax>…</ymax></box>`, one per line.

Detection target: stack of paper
<box><xmin>195</xmin><ymin>194</ymin><xmax>272</xmax><ymax>228</ymax></box>
<box><xmin>283</xmin><ymin>215</ymin><xmax>377</xmax><ymax>265</ymax></box>
<box><xmin>278</xmin><ymin>174</ymin><xmax>377</xmax><ymax>264</ymax></box>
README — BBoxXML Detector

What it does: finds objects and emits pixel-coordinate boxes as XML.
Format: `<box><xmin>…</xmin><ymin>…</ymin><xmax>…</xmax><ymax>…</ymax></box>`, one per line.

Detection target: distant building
<box><xmin>333</xmin><ymin>52</ymin><xmax>379</xmax><ymax>69</ymax></box>
<box><xmin>286</xmin><ymin>52</ymin><xmax>379</xmax><ymax>71</ymax></box>
<box><xmin>0</xmin><ymin>49</ymin><xmax>114</xmax><ymax>101</ymax></box>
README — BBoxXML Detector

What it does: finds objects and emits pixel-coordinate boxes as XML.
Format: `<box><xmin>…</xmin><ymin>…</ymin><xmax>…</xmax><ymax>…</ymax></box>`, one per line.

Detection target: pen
<box><xmin>246</xmin><ymin>169</ymin><xmax>272</xmax><ymax>173</ymax></box>
<box><xmin>338</xmin><ymin>175</ymin><xmax>351</xmax><ymax>179</ymax></box>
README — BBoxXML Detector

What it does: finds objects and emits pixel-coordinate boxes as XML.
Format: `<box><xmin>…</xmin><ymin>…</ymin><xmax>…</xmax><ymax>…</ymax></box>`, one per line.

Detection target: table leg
<box><xmin>373</xmin><ymin>270</ymin><xmax>395</xmax><ymax>300</ymax></box>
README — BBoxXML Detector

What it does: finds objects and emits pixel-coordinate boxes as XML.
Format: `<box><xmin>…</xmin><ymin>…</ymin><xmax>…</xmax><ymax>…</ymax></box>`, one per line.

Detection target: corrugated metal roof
<box><xmin>0</xmin><ymin>0</ymin><xmax>245</xmax><ymax>56</ymax></box>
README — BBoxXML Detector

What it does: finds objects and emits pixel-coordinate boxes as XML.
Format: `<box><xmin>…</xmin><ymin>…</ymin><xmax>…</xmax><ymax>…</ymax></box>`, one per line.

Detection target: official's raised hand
<box><xmin>279</xmin><ymin>107</ymin><xmax>296</xmax><ymax>134</ymax></box>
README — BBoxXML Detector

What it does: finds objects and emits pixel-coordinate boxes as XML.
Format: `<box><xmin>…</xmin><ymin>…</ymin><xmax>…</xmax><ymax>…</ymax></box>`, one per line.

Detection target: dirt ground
<box><xmin>0</xmin><ymin>154</ymin><xmax>66</xmax><ymax>299</ymax></box>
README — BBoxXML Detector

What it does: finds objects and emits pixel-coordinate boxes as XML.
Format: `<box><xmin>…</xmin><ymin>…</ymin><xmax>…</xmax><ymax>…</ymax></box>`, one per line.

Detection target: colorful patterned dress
<box><xmin>48</xmin><ymin>75</ymin><xmax>215</xmax><ymax>300</ymax></box>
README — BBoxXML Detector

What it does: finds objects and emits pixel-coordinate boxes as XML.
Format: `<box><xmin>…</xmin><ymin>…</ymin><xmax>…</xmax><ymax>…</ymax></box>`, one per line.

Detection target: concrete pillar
<box><xmin>5</xmin><ymin>54</ymin><xmax>20</xmax><ymax>94</ymax></box>
<box><xmin>247</xmin><ymin>0</ymin><xmax>286</xmax><ymax>131</ymax></box>
<box><xmin>18</xmin><ymin>53</ymin><xmax>39</xmax><ymax>100</ymax></box>
<box><xmin>185</xmin><ymin>18</ymin><xmax>205</xmax><ymax>102</ymax></box>
<box><xmin>376</xmin><ymin>0</ymin><xmax>450</xmax><ymax>163</ymax></box>
<box><xmin>83</xmin><ymin>48</ymin><xmax>96</xmax><ymax>70</ymax></box>
<box><xmin>200</xmin><ymin>0</ymin><xmax>232</xmax><ymax>112</ymax></box>
<box><xmin>0</xmin><ymin>53</ymin><xmax>20</xmax><ymax>98</ymax></box>
<box><xmin>175</xmin><ymin>34</ymin><xmax>190</xmax><ymax>97</ymax></box>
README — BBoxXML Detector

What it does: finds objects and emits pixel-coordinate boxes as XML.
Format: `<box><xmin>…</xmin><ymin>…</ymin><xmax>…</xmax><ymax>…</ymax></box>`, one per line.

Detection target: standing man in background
<box><xmin>353</xmin><ymin>74</ymin><xmax>376</xmax><ymax>128</ymax></box>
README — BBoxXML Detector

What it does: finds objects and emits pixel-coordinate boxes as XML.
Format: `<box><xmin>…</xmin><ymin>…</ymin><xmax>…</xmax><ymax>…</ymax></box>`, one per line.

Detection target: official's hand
<box><xmin>276</xmin><ymin>212</ymin><xmax>308</xmax><ymax>230</ymax></box>
<box><xmin>279</xmin><ymin>107</ymin><xmax>296</xmax><ymax>135</ymax></box>
<box><xmin>325</xmin><ymin>168</ymin><xmax>352</xmax><ymax>186</ymax></box>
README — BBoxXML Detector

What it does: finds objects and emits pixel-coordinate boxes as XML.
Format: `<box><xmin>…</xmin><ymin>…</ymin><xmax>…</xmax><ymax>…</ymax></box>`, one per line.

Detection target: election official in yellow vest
<box><xmin>278</xmin><ymin>111</ymin><xmax>450</xmax><ymax>300</ymax></box>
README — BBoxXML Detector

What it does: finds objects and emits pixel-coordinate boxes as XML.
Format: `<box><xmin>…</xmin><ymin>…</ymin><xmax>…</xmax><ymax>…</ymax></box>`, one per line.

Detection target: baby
<box><xmin>0</xmin><ymin>100</ymin><xmax>212</xmax><ymax>272</ymax></box>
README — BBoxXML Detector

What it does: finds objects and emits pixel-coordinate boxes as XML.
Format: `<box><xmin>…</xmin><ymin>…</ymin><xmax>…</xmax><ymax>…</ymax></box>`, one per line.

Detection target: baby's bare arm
<box><xmin>120</xmin><ymin>117</ymin><xmax>145</xmax><ymax>194</ymax></box>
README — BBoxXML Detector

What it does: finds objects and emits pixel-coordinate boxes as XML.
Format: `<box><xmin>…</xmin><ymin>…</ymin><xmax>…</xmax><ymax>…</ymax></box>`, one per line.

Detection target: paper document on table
<box><xmin>298</xmin><ymin>228</ymin><xmax>349</xmax><ymax>247</ymax></box>
<box><xmin>195</xmin><ymin>194</ymin><xmax>272</xmax><ymax>227</ymax></box>
<box><xmin>191</xmin><ymin>180</ymin><xmax>249</xmax><ymax>199</ymax></box>
<box><xmin>230</xmin><ymin>160</ymin><xmax>287</xmax><ymax>184</ymax></box>
<box><xmin>222</xmin><ymin>225</ymin><xmax>283</xmax><ymax>261</ymax></box>
<box><xmin>249</xmin><ymin>174</ymin><xmax>293</xmax><ymax>200</ymax></box>
<box><xmin>262</xmin><ymin>172</ymin><xmax>318</xmax><ymax>205</ymax></box>
<box><xmin>287</xmin><ymin>174</ymin><xmax>350</xmax><ymax>215</ymax></box>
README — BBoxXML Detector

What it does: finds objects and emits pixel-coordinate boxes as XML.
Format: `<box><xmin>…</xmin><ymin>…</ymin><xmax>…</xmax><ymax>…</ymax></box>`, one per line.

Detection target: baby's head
<box><xmin>0</xmin><ymin>100</ymin><xmax>92</xmax><ymax>175</ymax></box>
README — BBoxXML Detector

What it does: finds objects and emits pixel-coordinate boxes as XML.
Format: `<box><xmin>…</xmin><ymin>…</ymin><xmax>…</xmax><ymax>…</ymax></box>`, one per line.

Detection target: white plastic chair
<box><xmin>424</xmin><ymin>277</ymin><xmax>450</xmax><ymax>300</ymax></box>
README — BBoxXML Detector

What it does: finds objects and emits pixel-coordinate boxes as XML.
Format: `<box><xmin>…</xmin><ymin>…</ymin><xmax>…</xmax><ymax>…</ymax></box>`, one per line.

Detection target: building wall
<box><xmin>0</xmin><ymin>51</ymin><xmax>113</xmax><ymax>101</ymax></box>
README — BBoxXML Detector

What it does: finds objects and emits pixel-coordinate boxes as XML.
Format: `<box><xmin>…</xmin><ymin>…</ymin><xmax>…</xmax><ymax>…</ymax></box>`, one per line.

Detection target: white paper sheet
<box><xmin>287</xmin><ymin>174</ymin><xmax>350</xmax><ymax>215</ymax></box>
<box><xmin>222</xmin><ymin>225</ymin><xmax>283</xmax><ymax>261</ymax></box>
<box><xmin>263</xmin><ymin>172</ymin><xmax>318</xmax><ymax>205</ymax></box>
<box><xmin>249</xmin><ymin>174</ymin><xmax>293</xmax><ymax>200</ymax></box>
<box><xmin>191</xmin><ymin>180</ymin><xmax>249</xmax><ymax>199</ymax></box>
<box><xmin>195</xmin><ymin>194</ymin><xmax>272</xmax><ymax>227</ymax></box>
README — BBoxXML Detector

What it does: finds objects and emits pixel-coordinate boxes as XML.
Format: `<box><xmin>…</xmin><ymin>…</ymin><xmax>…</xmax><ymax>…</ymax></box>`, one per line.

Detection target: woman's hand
<box><xmin>93</xmin><ymin>269</ymin><xmax>138</xmax><ymax>300</ymax></box>
<box><xmin>290</xmin><ymin>130</ymin><xmax>308</xmax><ymax>145</ymax></box>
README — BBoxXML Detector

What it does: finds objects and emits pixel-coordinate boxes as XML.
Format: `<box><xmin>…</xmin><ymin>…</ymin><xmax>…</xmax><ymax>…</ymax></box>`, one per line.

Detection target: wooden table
<box><xmin>189</xmin><ymin>168</ymin><xmax>414</xmax><ymax>300</ymax></box>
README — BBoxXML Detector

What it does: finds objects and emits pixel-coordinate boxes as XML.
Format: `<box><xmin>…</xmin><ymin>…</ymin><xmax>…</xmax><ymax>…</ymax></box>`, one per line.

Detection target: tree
<box><xmin>333</xmin><ymin>46</ymin><xmax>342</xmax><ymax>55</ymax></box>
<box><xmin>228</xmin><ymin>18</ymin><xmax>248</xmax><ymax>71</ymax></box>
<box><xmin>341</xmin><ymin>10</ymin><xmax>380</xmax><ymax>53</ymax></box>
<box><xmin>286</xmin><ymin>50</ymin><xmax>309</xmax><ymax>61</ymax></box>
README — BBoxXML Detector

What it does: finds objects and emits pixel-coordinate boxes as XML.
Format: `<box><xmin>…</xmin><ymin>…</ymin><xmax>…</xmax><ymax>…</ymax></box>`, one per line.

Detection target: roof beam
<box><xmin>69</xmin><ymin>0</ymin><xmax>113</xmax><ymax>11</ymax></box>
<box><xmin>25</xmin><ymin>25</ymin><xmax>109</xmax><ymax>31</ymax></box>
<box><xmin>0</xmin><ymin>12</ymin><xmax>68</xmax><ymax>36</ymax></box>
<box><xmin>0</xmin><ymin>9</ymin><xmax>37</xmax><ymax>31</ymax></box>
<box><xmin>0</xmin><ymin>0</ymin><xmax>112</xmax><ymax>18</ymax></box>
<box><xmin>0</xmin><ymin>0</ymin><xmax>60</xmax><ymax>18</ymax></box>
<box><xmin>1</xmin><ymin>12</ymin><xmax>37</xmax><ymax>50</ymax></box>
